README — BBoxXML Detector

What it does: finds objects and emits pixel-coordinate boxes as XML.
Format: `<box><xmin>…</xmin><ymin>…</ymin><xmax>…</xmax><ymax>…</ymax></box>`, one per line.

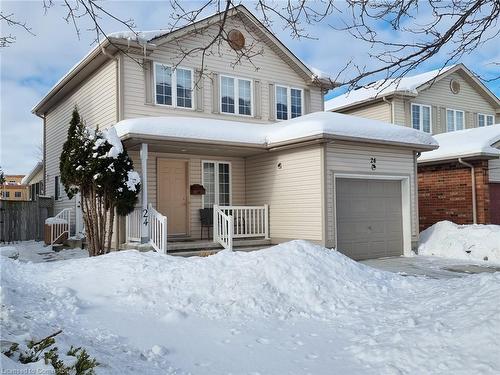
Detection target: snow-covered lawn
<box><xmin>1</xmin><ymin>240</ymin><xmax>500</xmax><ymax>374</ymax></box>
<box><xmin>419</xmin><ymin>221</ymin><xmax>500</xmax><ymax>264</ymax></box>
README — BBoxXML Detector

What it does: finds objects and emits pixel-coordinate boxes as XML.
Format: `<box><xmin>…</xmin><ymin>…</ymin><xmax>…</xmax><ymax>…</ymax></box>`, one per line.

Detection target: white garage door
<box><xmin>336</xmin><ymin>178</ymin><xmax>403</xmax><ymax>260</ymax></box>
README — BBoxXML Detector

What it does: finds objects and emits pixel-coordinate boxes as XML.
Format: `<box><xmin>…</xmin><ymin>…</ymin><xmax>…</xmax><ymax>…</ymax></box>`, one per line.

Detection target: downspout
<box><xmin>458</xmin><ymin>158</ymin><xmax>477</xmax><ymax>224</ymax></box>
<box><xmin>34</xmin><ymin>112</ymin><xmax>47</xmax><ymax>195</ymax></box>
<box><xmin>382</xmin><ymin>96</ymin><xmax>394</xmax><ymax>123</ymax></box>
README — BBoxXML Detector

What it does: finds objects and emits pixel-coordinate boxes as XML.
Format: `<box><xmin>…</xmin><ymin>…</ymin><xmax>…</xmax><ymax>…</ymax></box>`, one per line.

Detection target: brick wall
<box><xmin>418</xmin><ymin>160</ymin><xmax>490</xmax><ymax>231</ymax></box>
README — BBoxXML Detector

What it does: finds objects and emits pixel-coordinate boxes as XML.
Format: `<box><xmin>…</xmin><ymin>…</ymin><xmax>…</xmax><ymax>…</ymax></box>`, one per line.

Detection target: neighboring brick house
<box><xmin>418</xmin><ymin>125</ymin><xmax>500</xmax><ymax>229</ymax></box>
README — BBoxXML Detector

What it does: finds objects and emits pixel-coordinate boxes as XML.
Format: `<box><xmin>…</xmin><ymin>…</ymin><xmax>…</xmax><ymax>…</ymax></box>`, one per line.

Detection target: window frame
<box><xmin>410</xmin><ymin>103</ymin><xmax>432</xmax><ymax>133</ymax></box>
<box><xmin>153</xmin><ymin>62</ymin><xmax>194</xmax><ymax>110</ymax></box>
<box><xmin>478</xmin><ymin>113</ymin><xmax>495</xmax><ymax>127</ymax></box>
<box><xmin>201</xmin><ymin>160</ymin><xmax>232</xmax><ymax>209</ymax></box>
<box><xmin>219</xmin><ymin>74</ymin><xmax>254</xmax><ymax>117</ymax></box>
<box><xmin>446</xmin><ymin>108</ymin><xmax>465</xmax><ymax>132</ymax></box>
<box><xmin>275</xmin><ymin>85</ymin><xmax>304</xmax><ymax>121</ymax></box>
<box><xmin>14</xmin><ymin>191</ymin><xmax>22</xmax><ymax>198</ymax></box>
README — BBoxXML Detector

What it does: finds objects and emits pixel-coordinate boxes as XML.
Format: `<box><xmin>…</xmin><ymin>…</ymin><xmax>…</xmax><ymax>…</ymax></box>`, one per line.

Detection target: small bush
<box><xmin>2</xmin><ymin>331</ymin><xmax>98</xmax><ymax>375</ymax></box>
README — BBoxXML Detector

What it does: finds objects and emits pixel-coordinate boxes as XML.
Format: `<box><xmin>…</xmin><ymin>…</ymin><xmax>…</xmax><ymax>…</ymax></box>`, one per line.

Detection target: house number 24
<box><xmin>370</xmin><ymin>157</ymin><xmax>377</xmax><ymax>170</ymax></box>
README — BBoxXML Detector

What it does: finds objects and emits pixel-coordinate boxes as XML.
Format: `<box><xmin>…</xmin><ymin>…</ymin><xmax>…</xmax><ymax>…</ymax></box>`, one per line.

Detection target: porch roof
<box><xmin>114</xmin><ymin>112</ymin><xmax>438</xmax><ymax>151</ymax></box>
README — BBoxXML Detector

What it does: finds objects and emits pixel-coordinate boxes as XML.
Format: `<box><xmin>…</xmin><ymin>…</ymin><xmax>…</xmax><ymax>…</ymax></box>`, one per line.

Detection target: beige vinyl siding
<box><xmin>489</xmin><ymin>158</ymin><xmax>500</xmax><ymax>182</ymax></box>
<box><xmin>405</xmin><ymin>72</ymin><xmax>497</xmax><ymax>134</ymax></box>
<box><xmin>392</xmin><ymin>97</ymin><xmax>406</xmax><ymax>126</ymax></box>
<box><xmin>45</xmin><ymin>59</ymin><xmax>117</xmax><ymax>216</ymax></box>
<box><xmin>129</xmin><ymin>151</ymin><xmax>245</xmax><ymax>239</ymax></box>
<box><xmin>340</xmin><ymin>101</ymin><xmax>391</xmax><ymax>123</ymax></box>
<box><xmin>325</xmin><ymin>142</ymin><xmax>418</xmax><ymax>248</ymax></box>
<box><xmin>245</xmin><ymin>145</ymin><xmax>324</xmax><ymax>244</ymax></box>
<box><xmin>121</xmin><ymin>16</ymin><xmax>322</xmax><ymax>122</ymax></box>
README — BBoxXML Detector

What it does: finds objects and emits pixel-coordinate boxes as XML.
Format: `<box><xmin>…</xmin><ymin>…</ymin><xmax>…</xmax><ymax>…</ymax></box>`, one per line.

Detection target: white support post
<box><xmin>213</xmin><ymin>204</ymin><xmax>218</xmax><ymax>243</ymax></box>
<box><xmin>228</xmin><ymin>215</ymin><xmax>234</xmax><ymax>251</ymax></box>
<box><xmin>264</xmin><ymin>204</ymin><xmax>270</xmax><ymax>239</ymax></box>
<box><xmin>140</xmin><ymin>143</ymin><xmax>149</xmax><ymax>243</ymax></box>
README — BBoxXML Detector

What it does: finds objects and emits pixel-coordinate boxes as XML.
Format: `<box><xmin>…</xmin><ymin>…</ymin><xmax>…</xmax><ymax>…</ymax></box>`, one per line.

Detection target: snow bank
<box><xmin>2</xmin><ymin>240</ymin><xmax>500</xmax><ymax>374</ymax></box>
<box><xmin>419</xmin><ymin>124</ymin><xmax>500</xmax><ymax>163</ymax></box>
<box><xmin>115</xmin><ymin>112</ymin><xmax>437</xmax><ymax>149</ymax></box>
<box><xmin>419</xmin><ymin>221</ymin><xmax>500</xmax><ymax>263</ymax></box>
<box><xmin>0</xmin><ymin>246</ymin><xmax>19</xmax><ymax>259</ymax></box>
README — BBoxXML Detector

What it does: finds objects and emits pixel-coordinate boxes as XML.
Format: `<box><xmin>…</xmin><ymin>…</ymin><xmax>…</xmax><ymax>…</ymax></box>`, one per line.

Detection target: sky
<box><xmin>1</xmin><ymin>0</ymin><xmax>499</xmax><ymax>175</ymax></box>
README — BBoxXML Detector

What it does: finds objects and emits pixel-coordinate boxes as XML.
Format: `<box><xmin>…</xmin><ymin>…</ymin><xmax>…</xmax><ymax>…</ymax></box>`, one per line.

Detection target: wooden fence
<box><xmin>0</xmin><ymin>197</ymin><xmax>54</xmax><ymax>243</ymax></box>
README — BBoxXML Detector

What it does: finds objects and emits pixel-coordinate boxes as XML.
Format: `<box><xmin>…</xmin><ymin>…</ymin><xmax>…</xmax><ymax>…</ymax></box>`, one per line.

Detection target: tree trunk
<box><xmin>106</xmin><ymin>206</ymin><xmax>115</xmax><ymax>253</ymax></box>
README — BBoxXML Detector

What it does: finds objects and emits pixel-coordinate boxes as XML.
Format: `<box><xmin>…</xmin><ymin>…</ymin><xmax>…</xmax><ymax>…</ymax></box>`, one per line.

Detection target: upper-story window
<box><xmin>220</xmin><ymin>75</ymin><xmax>252</xmax><ymax>116</ymax></box>
<box><xmin>276</xmin><ymin>85</ymin><xmax>303</xmax><ymax>120</ymax></box>
<box><xmin>478</xmin><ymin>113</ymin><xmax>494</xmax><ymax>127</ymax></box>
<box><xmin>411</xmin><ymin>103</ymin><xmax>431</xmax><ymax>133</ymax></box>
<box><xmin>446</xmin><ymin>109</ymin><xmax>464</xmax><ymax>132</ymax></box>
<box><xmin>154</xmin><ymin>62</ymin><xmax>193</xmax><ymax>109</ymax></box>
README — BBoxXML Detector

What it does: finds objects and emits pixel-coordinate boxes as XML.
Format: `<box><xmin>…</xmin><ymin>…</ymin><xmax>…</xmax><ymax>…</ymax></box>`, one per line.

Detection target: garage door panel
<box><xmin>336</xmin><ymin>178</ymin><xmax>403</xmax><ymax>260</ymax></box>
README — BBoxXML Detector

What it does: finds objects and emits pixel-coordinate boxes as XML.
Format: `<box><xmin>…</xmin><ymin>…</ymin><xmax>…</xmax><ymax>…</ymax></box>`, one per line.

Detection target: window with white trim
<box><xmin>411</xmin><ymin>103</ymin><xmax>432</xmax><ymax>133</ymax></box>
<box><xmin>202</xmin><ymin>161</ymin><xmax>231</xmax><ymax>208</ymax></box>
<box><xmin>276</xmin><ymin>85</ymin><xmax>303</xmax><ymax>120</ymax></box>
<box><xmin>220</xmin><ymin>75</ymin><xmax>252</xmax><ymax>116</ymax></box>
<box><xmin>154</xmin><ymin>62</ymin><xmax>193</xmax><ymax>108</ymax></box>
<box><xmin>446</xmin><ymin>109</ymin><xmax>464</xmax><ymax>132</ymax></box>
<box><xmin>478</xmin><ymin>113</ymin><xmax>495</xmax><ymax>127</ymax></box>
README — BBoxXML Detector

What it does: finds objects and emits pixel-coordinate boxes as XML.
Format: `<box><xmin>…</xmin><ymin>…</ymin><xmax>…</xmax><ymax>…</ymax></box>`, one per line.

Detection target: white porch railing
<box><xmin>218</xmin><ymin>205</ymin><xmax>269</xmax><ymax>239</ymax></box>
<box><xmin>148</xmin><ymin>203</ymin><xmax>167</xmax><ymax>254</ymax></box>
<box><xmin>125</xmin><ymin>207</ymin><xmax>142</xmax><ymax>242</ymax></box>
<box><xmin>213</xmin><ymin>205</ymin><xmax>234</xmax><ymax>250</ymax></box>
<box><xmin>48</xmin><ymin>208</ymin><xmax>72</xmax><ymax>249</ymax></box>
<box><xmin>214</xmin><ymin>205</ymin><xmax>269</xmax><ymax>251</ymax></box>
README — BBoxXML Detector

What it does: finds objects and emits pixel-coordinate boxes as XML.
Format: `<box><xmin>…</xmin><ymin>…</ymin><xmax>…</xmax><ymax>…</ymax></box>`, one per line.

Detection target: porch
<box><xmin>120</xmin><ymin>138</ymin><xmax>272</xmax><ymax>254</ymax></box>
<box><xmin>124</xmin><ymin>203</ymin><xmax>271</xmax><ymax>254</ymax></box>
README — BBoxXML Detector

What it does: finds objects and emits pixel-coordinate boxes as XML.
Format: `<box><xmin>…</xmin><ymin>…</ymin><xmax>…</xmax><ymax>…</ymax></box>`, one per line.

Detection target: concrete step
<box><xmin>121</xmin><ymin>238</ymin><xmax>272</xmax><ymax>254</ymax></box>
<box><xmin>164</xmin><ymin>245</ymin><xmax>272</xmax><ymax>258</ymax></box>
<box><xmin>168</xmin><ymin>238</ymin><xmax>271</xmax><ymax>251</ymax></box>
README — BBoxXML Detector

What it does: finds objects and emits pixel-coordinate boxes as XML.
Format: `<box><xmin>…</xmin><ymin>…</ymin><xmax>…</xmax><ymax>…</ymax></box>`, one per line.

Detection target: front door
<box><xmin>157</xmin><ymin>159</ymin><xmax>188</xmax><ymax>235</ymax></box>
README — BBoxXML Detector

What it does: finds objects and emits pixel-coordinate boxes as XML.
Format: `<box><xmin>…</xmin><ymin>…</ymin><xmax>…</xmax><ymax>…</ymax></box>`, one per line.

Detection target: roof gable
<box><xmin>326</xmin><ymin>64</ymin><xmax>500</xmax><ymax>112</ymax></box>
<box><xmin>139</xmin><ymin>5</ymin><xmax>334</xmax><ymax>87</ymax></box>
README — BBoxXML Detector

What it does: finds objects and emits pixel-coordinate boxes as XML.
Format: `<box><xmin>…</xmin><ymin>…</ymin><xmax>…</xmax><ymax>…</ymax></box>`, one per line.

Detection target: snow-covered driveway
<box><xmin>361</xmin><ymin>256</ymin><xmax>500</xmax><ymax>279</ymax></box>
<box><xmin>2</xmin><ymin>240</ymin><xmax>500</xmax><ymax>374</ymax></box>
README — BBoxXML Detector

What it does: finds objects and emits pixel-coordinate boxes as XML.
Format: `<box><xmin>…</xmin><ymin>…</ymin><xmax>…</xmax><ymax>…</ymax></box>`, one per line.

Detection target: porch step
<box><xmin>168</xmin><ymin>238</ymin><xmax>272</xmax><ymax>252</ymax></box>
<box><xmin>120</xmin><ymin>238</ymin><xmax>272</xmax><ymax>254</ymax></box>
<box><xmin>171</xmin><ymin>245</ymin><xmax>272</xmax><ymax>258</ymax></box>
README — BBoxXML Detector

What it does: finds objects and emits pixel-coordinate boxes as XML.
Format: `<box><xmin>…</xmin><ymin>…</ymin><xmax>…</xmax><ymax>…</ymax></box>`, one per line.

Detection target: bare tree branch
<box><xmin>1</xmin><ymin>0</ymin><xmax>498</xmax><ymax>90</ymax></box>
<box><xmin>0</xmin><ymin>11</ymin><xmax>34</xmax><ymax>47</ymax></box>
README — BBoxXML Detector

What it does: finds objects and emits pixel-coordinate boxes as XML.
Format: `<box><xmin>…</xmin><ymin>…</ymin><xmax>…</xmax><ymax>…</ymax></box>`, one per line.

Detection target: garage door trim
<box><xmin>333</xmin><ymin>173</ymin><xmax>412</xmax><ymax>257</ymax></box>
